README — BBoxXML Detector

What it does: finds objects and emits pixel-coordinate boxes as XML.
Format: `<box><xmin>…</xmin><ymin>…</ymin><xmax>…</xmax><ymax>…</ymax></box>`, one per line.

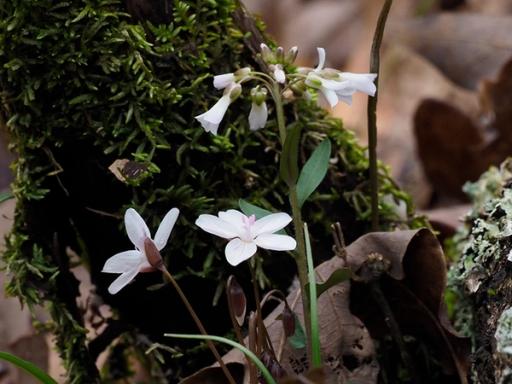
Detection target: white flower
<box><xmin>195</xmin><ymin>209</ymin><xmax>297</xmax><ymax>266</ymax></box>
<box><xmin>248</xmin><ymin>101</ymin><xmax>268</xmax><ymax>131</ymax></box>
<box><xmin>305</xmin><ymin>47</ymin><xmax>377</xmax><ymax>108</ymax></box>
<box><xmin>102</xmin><ymin>207</ymin><xmax>179</xmax><ymax>294</ymax></box>
<box><xmin>195</xmin><ymin>83</ymin><xmax>241</xmax><ymax>135</ymax></box>
<box><xmin>214</xmin><ymin>73</ymin><xmax>235</xmax><ymax>90</ymax></box>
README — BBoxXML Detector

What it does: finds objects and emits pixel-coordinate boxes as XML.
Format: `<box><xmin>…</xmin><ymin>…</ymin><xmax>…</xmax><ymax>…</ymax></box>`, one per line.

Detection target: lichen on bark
<box><xmin>0</xmin><ymin>0</ymin><xmax>424</xmax><ymax>381</ymax></box>
<box><xmin>448</xmin><ymin>158</ymin><xmax>512</xmax><ymax>384</ymax></box>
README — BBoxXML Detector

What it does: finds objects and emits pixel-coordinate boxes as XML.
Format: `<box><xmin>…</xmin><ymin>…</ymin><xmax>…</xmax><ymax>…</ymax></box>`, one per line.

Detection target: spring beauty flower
<box><xmin>195</xmin><ymin>209</ymin><xmax>296</xmax><ymax>266</ymax></box>
<box><xmin>102</xmin><ymin>207</ymin><xmax>179</xmax><ymax>294</ymax></box>
<box><xmin>195</xmin><ymin>83</ymin><xmax>242</xmax><ymax>135</ymax></box>
<box><xmin>304</xmin><ymin>47</ymin><xmax>377</xmax><ymax>107</ymax></box>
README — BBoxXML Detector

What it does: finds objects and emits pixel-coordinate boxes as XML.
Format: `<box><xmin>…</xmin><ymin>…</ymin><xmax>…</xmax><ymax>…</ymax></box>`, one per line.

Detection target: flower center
<box><xmin>241</xmin><ymin>214</ymin><xmax>256</xmax><ymax>242</ymax></box>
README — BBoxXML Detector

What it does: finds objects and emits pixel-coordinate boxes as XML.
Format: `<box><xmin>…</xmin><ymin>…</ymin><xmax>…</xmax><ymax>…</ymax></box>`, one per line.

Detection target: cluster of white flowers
<box><xmin>195</xmin><ymin>45</ymin><xmax>377</xmax><ymax>135</ymax></box>
<box><xmin>103</xmin><ymin>207</ymin><xmax>296</xmax><ymax>294</ymax></box>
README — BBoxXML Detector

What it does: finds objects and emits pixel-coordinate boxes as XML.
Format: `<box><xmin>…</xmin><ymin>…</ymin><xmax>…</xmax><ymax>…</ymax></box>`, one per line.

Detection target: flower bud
<box><xmin>290</xmin><ymin>81</ymin><xmax>306</xmax><ymax>97</ymax></box>
<box><xmin>227</xmin><ymin>83</ymin><xmax>242</xmax><ymax>101</ymax></box>
<box><xmin>144</xmin><ymin>238</ymin><xmax>164</xmax><ymax>270</ymax></box>
<box><xmin>234</xmin><ymin>67</ymin><xmax>251</xmax><ymax>82</ymax></box>
<box><xmin>259</xmin><ymin>350</ymin><xmax>286</xmax><ymax>380</ymax></box>
<box><xmin>276</xmin><ymin>46</ymin><xmax>284</xmax><ymax>62</ymax></box>
<box><xmin>250</xmin><ymin>86</ymin><xmax>267</xmax><ymax>106</ymax></box>
<box><xmin>285</xmin><ymin>46</ymin><xmax>298</xmax><ymax>64</ymax></box>
<box><xmin>281</xmin><ymin>304</ymin><xmax>296</xmax><ymax>338</ymax></box>
<box><xmin>260</xmin><ymin>43</ymin><xmax>273</xmax><ymax>62</ymax></box>
<box><xmin>227</xmin><ymin>275</ymin><xmax>247</xmax><ymax>326</ymax></box>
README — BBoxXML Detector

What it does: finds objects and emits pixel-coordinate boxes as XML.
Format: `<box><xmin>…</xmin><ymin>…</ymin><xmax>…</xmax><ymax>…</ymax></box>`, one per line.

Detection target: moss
<box><xmin>0</xmin><ymin>0</ymin><xmax>426</xmax><ymax>381</ymax></box>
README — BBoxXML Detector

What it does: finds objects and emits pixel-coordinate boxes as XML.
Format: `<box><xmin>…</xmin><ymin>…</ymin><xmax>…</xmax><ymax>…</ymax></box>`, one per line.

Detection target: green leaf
<box><xmin>288</xmin><ymin>314</ymin><xmax>306</xmax><ymax>349</ymax></box>
<box><xmin>0</xmin><ymin>351</ymin><xmax>58</xmax><ymax>384</ymax></box>
<box><xmin>296</xmin><ymin>138</ymin><xmax>332</xmax><ymax>208</ymax></box>
<box><xmin>306</xmin><ymin>268</ymin><xmax>352</xmax><ymax>298</ymax></box>
<box><xmin>238</xmin><ymin>199</ymin><xmax>272</xmax><ymax>219</ymax></box>
<box><xmin>0</xmin><ymin>191</ymin><xmax>14</xmax><ymax>204</ymax></box>
<box><xmin>279</xmin><ymin>125</ymin><xmax>301</xmax><ymax>186</ymax></box>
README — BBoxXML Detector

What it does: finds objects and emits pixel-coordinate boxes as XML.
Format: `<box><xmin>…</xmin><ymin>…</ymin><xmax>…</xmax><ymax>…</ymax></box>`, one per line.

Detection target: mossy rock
<box><xmin>0</xmin><ymin>0</ymin><xmax>424</xmax><ymax>381</ymax></box>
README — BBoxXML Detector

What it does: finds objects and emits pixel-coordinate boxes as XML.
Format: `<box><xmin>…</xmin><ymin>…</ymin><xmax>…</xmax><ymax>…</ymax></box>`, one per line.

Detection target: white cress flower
<box><xmin>195</xmin><ymin>83</ymin><xmax>242</xmax><ymax>135</ymax></box>
<box><xmin>102</xmin><ymin>207</ymin><xmax>179</xmax><ymax>294</ymax></box>
<box><xmin>213</xmin><ymin>67</ymin><xmax>251</xmax><ymax>90</ymax></box>
<box><xmin>271</xmin><ymin>64</ymin><xmax>286</xmax><ymax>84</ymax></box>
<box><xmin>248</xmin><ymin>101</ymin><xmax>268</xmax><ymax>131</ymax></box>
<box><xmin>304</xmin><ymin>47</ymin><xmax>377</xmax><ymax>108</ymax></box>
<box><xmin>195</xmin><ymin>209</ymin><xmax>297</xmax><ymax>266</ymax></box>
<box><xmin>248</xmin><ymin>86</ymin><xmax>268</xmax><ymax>131</ymax></box>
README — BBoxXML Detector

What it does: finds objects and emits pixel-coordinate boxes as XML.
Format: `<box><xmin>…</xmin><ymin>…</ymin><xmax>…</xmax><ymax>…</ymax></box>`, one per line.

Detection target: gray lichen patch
<box><xmin>495</xmin><ymin>307</ymin><xmax>512</xmax><ymax>355</ymax></box>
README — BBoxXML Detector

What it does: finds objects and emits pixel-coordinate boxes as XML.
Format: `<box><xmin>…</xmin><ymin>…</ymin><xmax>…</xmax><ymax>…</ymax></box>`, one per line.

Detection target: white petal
<box><xmin>108</xmin><ymin>266</ymin><xmax>141</xmax><ymax>294</ymax></box>
<box><xmin>273</xmin><ymin>66</ymin><xmax>286</xmax><ymax>84</ymax></box>
<box><xmin>251</xmin><ymin>213</ymin><xmax>292</xmax><ymax>236</ymax></box>
<box><xmin>335</xmin><ymin>93</ymin><xmax>353</xmax><ymax>105</ymax></box>
<box><xmin>154</xmin><ymin>208</ymin><xmax>180</xmax><ymax>251</ymax></box>
<box><xmin>102</xmin><ymin>250</ymin><xmax>144</xmax><ymax>273</ymax></box>
<box><xmin>315</xmin><ymin>47</ymin><xmax>326</xmax><ymax>71</ymax></box>
<box><xmin>339</xmin><ymin>73</ymin><xmax>377</xmax><ymax>96</ymax></box>
<box><xmin>248</xmin><ymin>102</ymin><xmax>268</xmax><ymax>131</ymax></box>
<box><xmin>125</xmin><ymin>208</ymin><xmax>150</xmax><ymax>250</ymax></box>
<box><xmin>255</xmin><ymin>233</ymin><xmax>297</xmax><ymax>251</ymax></box>
<box><xmin>195</xmin><ymin>94</ymin><xmax>232</xmax><ymax>135</ymax></box>
<box><xmin>225</xmin><ymin>238</ymin><xmax>257</xmax><ymax>266</ymax></box>
<box><xmin>218</xmin><ymin>210</ymin><xmax>246</xmax><ymax>228</ymax></box>
<box><xmin>320</xmin><ymin>88</ymin><xmax>339</xmax><ymax>108</ymax></box>
<box><xmin>213</xmin><ymin>73</ymin><xmax>235</xmax><ymax>89</ymax></box>
<box><xmin>196</xmin><ymin>214</ymin><xmax>241</xmax><ymax>239</ymax></box>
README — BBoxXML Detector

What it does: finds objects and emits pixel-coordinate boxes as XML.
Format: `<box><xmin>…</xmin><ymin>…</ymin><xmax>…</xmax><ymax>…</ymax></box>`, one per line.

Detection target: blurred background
<box><xmin>2</xmin><ymin>0</ymin><xmax>512</xmax><ymax>381</ymax></box>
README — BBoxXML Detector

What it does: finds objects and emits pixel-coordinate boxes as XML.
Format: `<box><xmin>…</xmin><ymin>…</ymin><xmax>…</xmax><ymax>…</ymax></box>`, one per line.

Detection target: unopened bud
<box><xmin>227</xmin><ymin>83</ymin><xmax>242</xmax><ymax>101</ymax></box>
<box><xmin>144</xmin><ymin>238</ymin><xmax>164</xmax><ymax>270</ymax></box>
<box><xmin>290</xmin><ymin>81</ymin><xmax>307</xmax><ymax>97</ymax></box>
<box><xmin>276</xmin><ymin>46</ymin><xmax>284</xmax><ymax>61</ymax></box>
<box><xmin>285</xmin><ymin>46</ymin><xmax>298</xmax><ymax>64</ymax></box>
<box><xmin>250</xmin><ymin>86</ymin><xmax>267</xmax><ymax>106</ymax></box>
<box><xmin>234</xmin><ymin>67</ymin><xmax>251</xmax><ymax>82</ymax></box>
<box><xmin>227</xmin><ymin>275</ymin><xmax>247</xmax><ymax>326</ymax></box>
<box><xmin>282</xmin><ymin>304</ymin><xmax>296</xmax><ymax>338</ymax></box>
<box><xmin>260</xmin><ymin>350</ymin><xmax>286</xmax><ymax>380</ymax></box>
<box><xmin>260</xmin><ymin>43</ymin><xmax>273</xmax><ymax>62</ymax></box>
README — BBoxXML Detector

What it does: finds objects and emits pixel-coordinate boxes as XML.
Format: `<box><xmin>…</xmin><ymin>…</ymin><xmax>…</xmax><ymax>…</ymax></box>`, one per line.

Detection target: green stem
<box><xmin>367</xmin><ymin>0</ymin><xmax>393</xmax><ymax>231</ymax></box>
<box><xmin>271</xmin><ymin>82</ymin><xmax>313</xmax><ymax>365</ymax></box>
<box><xmin>161</xmin><ymin>268</ymin><xmax>236</xmax><ymax>384</ymax></box>
<box><xmin>272</xmin><ymin>82</ymin><xmax>287</xmax><ymax>143</ymax></box>
<box><xmin>304</xmin><ymin>223</ymin><xmax>321</xmax><ymax>367</ymax></box>
<box><xmin>289</xmin><ymin>184</ymin><xmax>312</xmax><ymax>364</ymax></box>
<box><xmin>165</xmin><ymin>333</ymin><xmax>278</xmax><ymax>384</ymax></box>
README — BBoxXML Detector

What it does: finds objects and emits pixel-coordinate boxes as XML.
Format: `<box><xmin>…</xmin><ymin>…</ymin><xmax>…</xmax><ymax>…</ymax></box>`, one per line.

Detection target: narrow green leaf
<box><xmin>288</xmin><ymin>314</ymin><xmax>306</xmax><ymax>349</ymax></box>
<box><xmin>165</xmin><ymin>333</ymin><xmax>277</xmax><ymax>384</ymax></box>
<box><xmin>0</xmin><ymin>191</ymin><xmax>14</xmax><ymax>204</ymax></box>
<box><xmin>304</xmin><ymin>223</ymin><xmax>322</xmax><ymax>368</ymax></box>
<box><xmin>305</xmin><ymin>268</ymin><xmax>352</xmax><ymax>298</ymax></box>
<box><xmin>279</xmin><ymin>125</ymin><xmax>301</xmax><ymax>186</ymax></box>
<box><xmin>0</xmin><ymin>351</ymin><xmax>58</xmax><ymax>384</ymax></box>
<box><xmin>296</xmin><ymin>139</ymin><xmax>332</xmax><ymax>208</ymax></box>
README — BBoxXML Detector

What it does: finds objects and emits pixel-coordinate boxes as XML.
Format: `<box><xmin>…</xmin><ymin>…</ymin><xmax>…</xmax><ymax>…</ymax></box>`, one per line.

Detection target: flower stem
<box><xmin>249</xmin><ymin>259</ymin><xmax>265</xmax><ymax>353</ymax></box>
<box><xmin>272</xmin><ymin>82</ymin><xmax>287</xmax><ymax>143</ymax></box>
<box><xmin>289</xmin><ymin>184</ymin><xmax>313</xmax><ymax>364</ymax></box>
<box><xmin>161</xmin><ymin>268</ymin><xmax>236</xmax><ymax>384</ymax></box>
<box><xmin>271</xmin><ymin>80</ymin><xmax>314</xmax><ymax>366</ymax></box>
<box><xmin>368</xmin><ymin>0</ymin><xmax>393</xmax><ymax>231</ymax></box>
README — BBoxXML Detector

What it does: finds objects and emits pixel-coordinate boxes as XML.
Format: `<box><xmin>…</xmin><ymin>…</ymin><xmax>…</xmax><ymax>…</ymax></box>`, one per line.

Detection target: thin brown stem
<box><xmin>249</xmin><ymin>261</ymin><xmax>265</xmax><ymax>354</ymax></box>
<box><xmin>368</xmin><ymin>0</ymin><xmax>393</xmax><ymax>232</ymax></box>
<box><xmin>161</xmin><ymin>268</ymin><xmax>236</xmax><ymax>384</ymax></box>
